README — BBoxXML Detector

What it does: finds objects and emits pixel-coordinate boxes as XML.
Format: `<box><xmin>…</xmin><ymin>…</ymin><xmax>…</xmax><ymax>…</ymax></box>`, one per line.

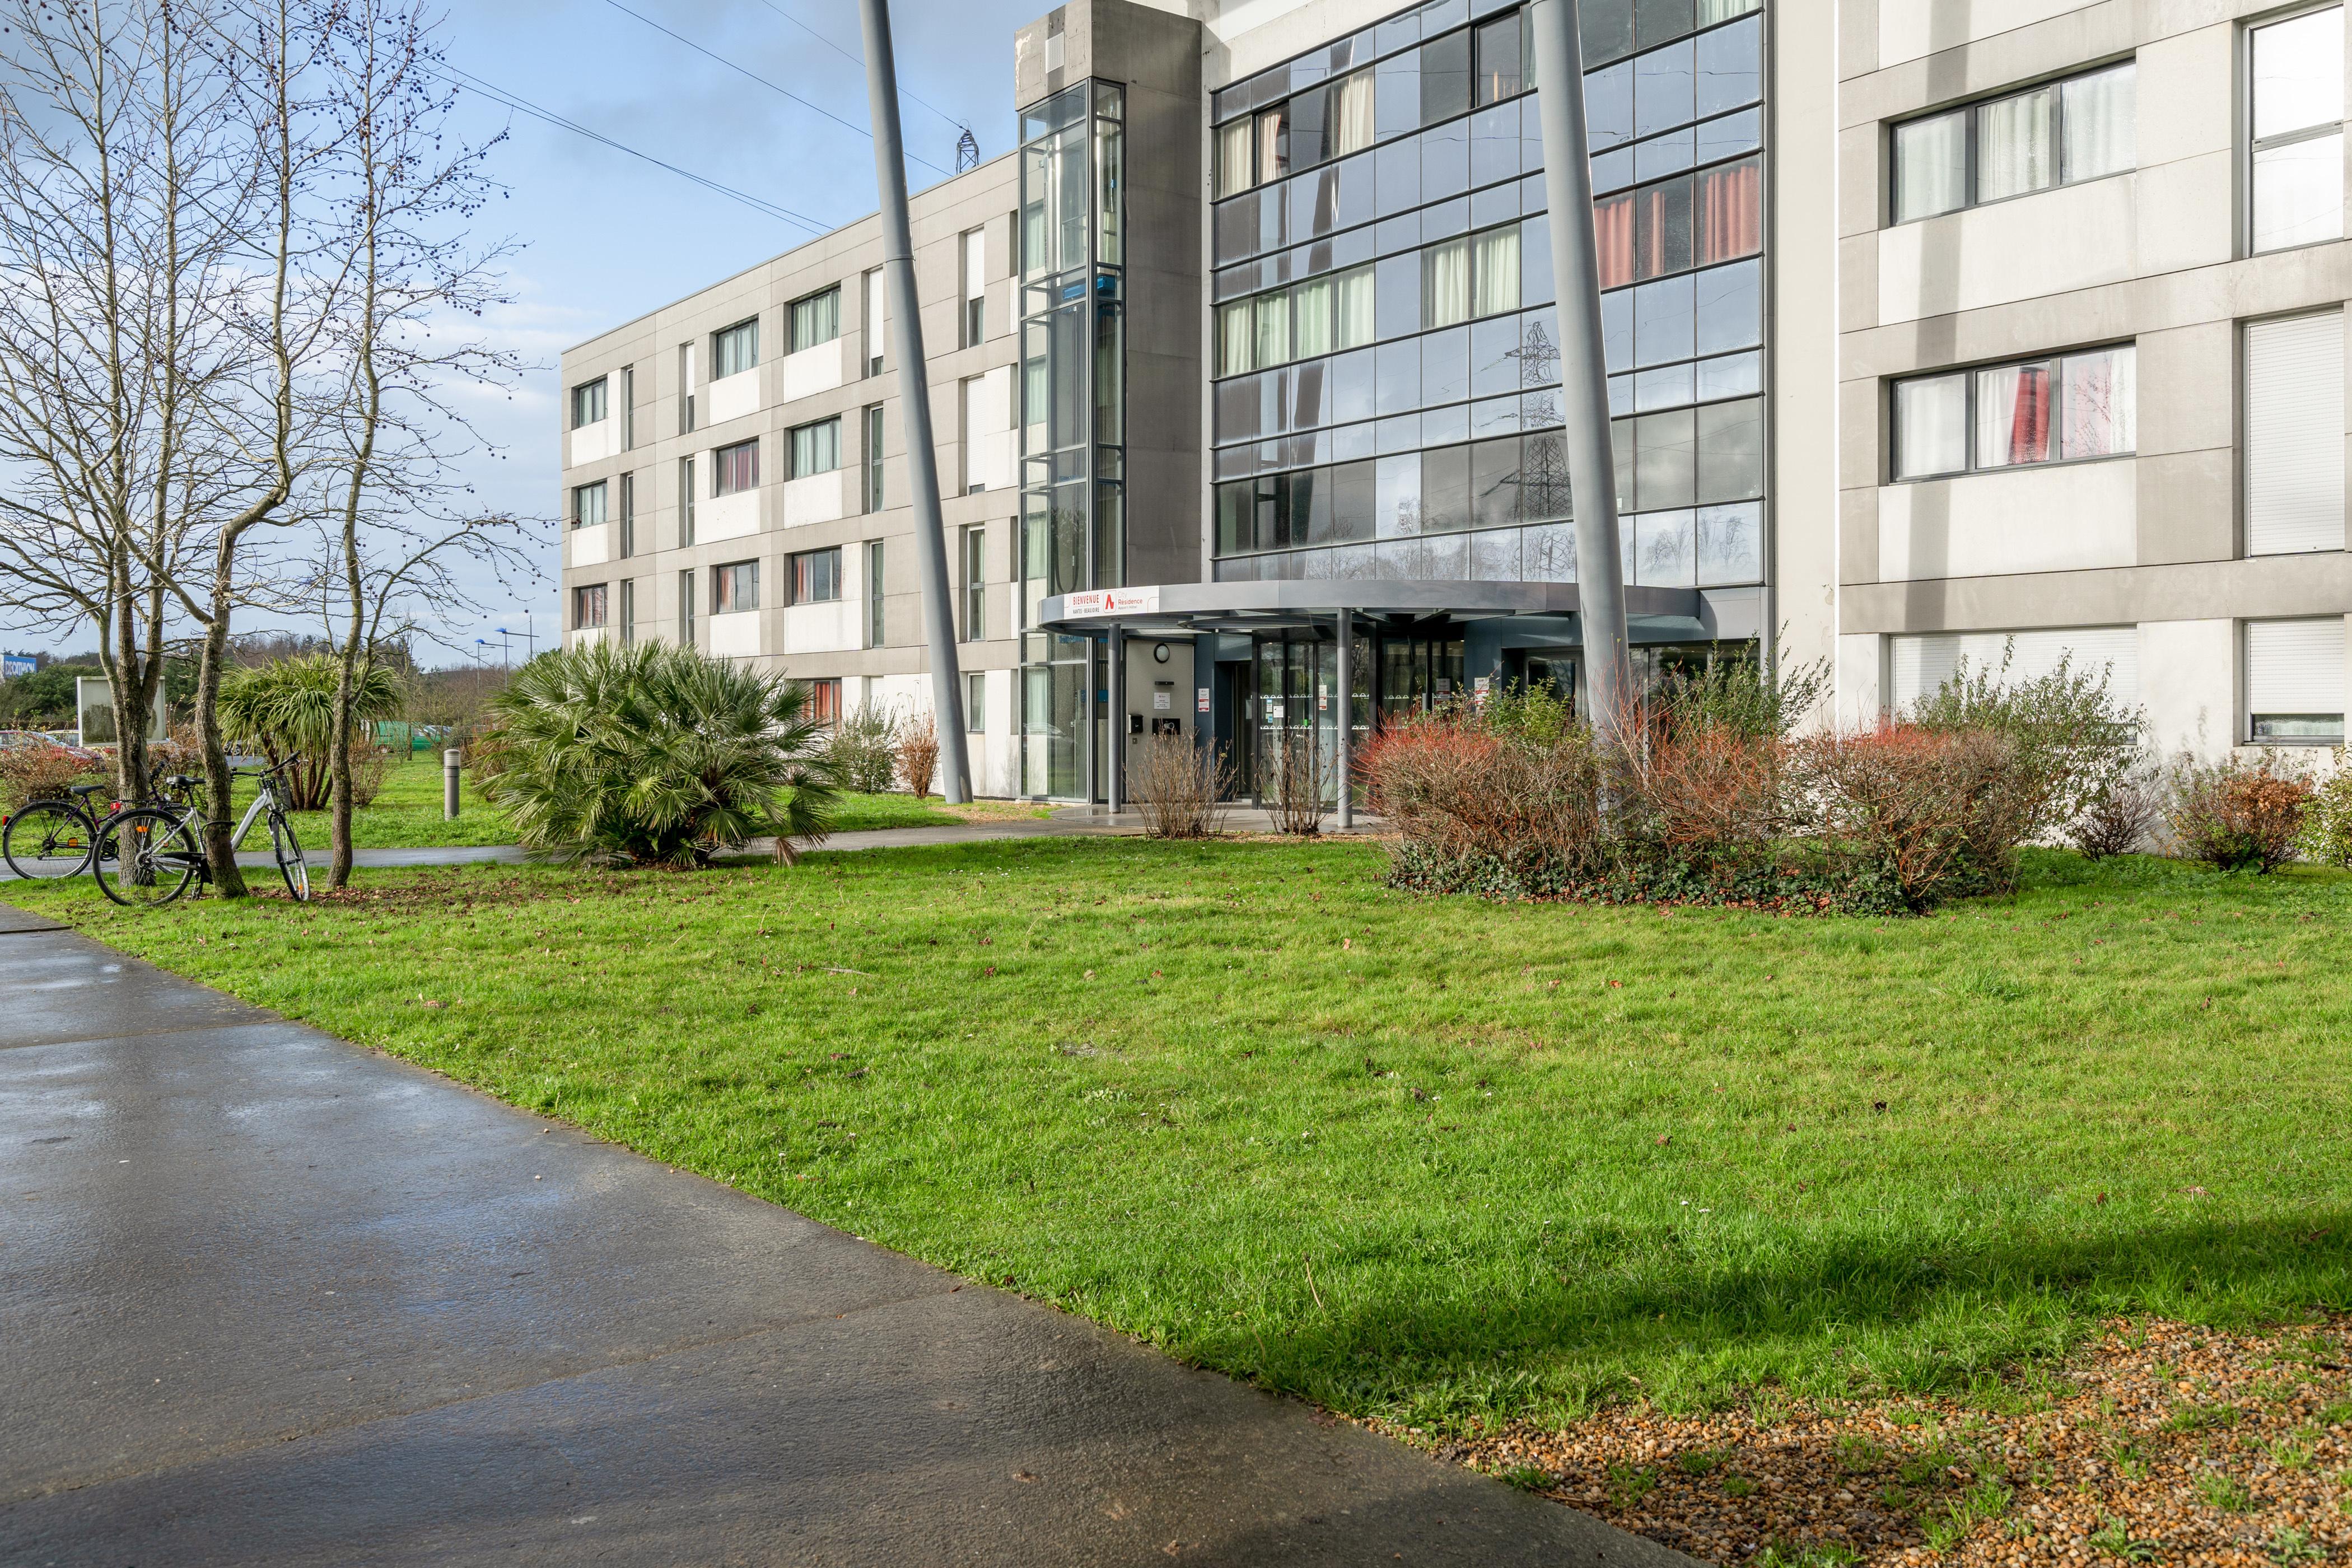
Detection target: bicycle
<box><xmin>94</xmin><ymin>755</ymin><xmax>310</xmax><ymax>907</ymax></box>
<box><xmin>2</xmin><ymin>780</ymin><xmax>114</xmax><ymax>879</ymax></box>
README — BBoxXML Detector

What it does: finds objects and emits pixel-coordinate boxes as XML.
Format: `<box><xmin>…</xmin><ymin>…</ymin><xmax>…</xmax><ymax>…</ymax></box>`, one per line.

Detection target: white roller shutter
<box><xmin>2246</xmin><ymin>618</ymin><xmax>2347</xmax><ymax>716</ymax></box>
<box><xmin>1889</xmin><ymin>627</ymin><xmax>2139</xmax><ymax>711</ymax></box>
<box><xmin>2246</xmin><ymin>312</ymin><xmax>2346</xmax><ymax>555</ymax></box>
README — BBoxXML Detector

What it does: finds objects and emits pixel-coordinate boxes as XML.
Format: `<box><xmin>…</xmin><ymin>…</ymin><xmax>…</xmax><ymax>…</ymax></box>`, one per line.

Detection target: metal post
<box><xmin>858</xmin><ymin>0</ymin><xmax>970</xmax><ymax>801</ymax></box>
<box><xmin>1530</xmin><ymin>0</ymin><xmax>1634</xmax><ymax>745</ymax></box>
<box><xmin>442</xmin><ymin>749</ymin><xmax>461</xmax><ymax>821</ymax></box>
<box><xmin>1107</xmin><ymin>626</ymin><xmax>1123</xmax><ymax>815</ymax></box>
<box><xmin>1334</xmin><ymin>609</ymin><xmax>1353</xmax><ymax>830</ymax></box>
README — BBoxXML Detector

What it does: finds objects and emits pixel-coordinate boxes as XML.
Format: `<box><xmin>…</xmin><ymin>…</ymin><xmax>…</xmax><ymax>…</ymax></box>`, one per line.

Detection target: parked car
<box><xmin>0</xmin><ymin>730</ymin><xmax>103</xmax><ymax>766</ymax></box>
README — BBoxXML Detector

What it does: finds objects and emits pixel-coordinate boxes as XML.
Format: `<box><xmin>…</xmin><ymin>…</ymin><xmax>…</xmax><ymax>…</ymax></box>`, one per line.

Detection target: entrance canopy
<box><xmin>1035</xmin><ymin>579</ymin><xmax>1704</xmax><ymax>637</ymax></box>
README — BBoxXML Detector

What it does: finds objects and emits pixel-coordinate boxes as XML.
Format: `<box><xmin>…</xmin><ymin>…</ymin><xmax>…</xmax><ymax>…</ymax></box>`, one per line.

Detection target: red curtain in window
<box><xmin>1696</xmin><ymin>157</ymin><xmax>1761</xmax><ymax>267</ymax></box>
<box><xmin>2009</xmin><ymin>366</ymin><xmax>2051</xmax><ymax>463</ymax></box>
<box><xmin>1592</xmin><ymin>192</ymin><xmax>1634</xmax><ymax>290</ymax></box>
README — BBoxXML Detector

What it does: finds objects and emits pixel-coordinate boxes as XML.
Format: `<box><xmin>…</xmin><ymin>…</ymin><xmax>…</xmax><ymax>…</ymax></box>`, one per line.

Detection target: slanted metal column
<box><xmin>859</xmin><ymin>0</ymin><xmax>970</xmax><ymax>800</ymax></box>
<box><xmin>1334</xmin><ymin>609</ymin><xmax>1354</xmax><ymax>830</ymax></box>
<box><xmin>1529</xmin><ymin>0</ymin><xmax>1634</xmax><ymax>744</ymax></box>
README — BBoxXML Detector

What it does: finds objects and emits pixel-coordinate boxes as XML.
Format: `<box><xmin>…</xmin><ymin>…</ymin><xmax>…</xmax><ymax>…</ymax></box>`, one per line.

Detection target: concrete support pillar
<box><xmin>1334</xmin><ymin>609</ymin><xmax>1354</xmax><ymax>830</ymax></box>
<box><xmin>1107</xmin><ymin>626</ymin><xmax>1124</xmax><ymax>814</ymax></box>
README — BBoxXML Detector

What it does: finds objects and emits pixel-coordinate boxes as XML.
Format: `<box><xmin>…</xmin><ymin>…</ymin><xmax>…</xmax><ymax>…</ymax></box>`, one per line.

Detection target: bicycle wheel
<box><xmin>272</xmin><ymin>815</ymin><xmax>309</xmax><ymax>902</ymax></box>
<box><xmin>3</xmin><ymin>800</ymin><xmax>96</xmax><ymax>879</ymax></box>
<box><xmin>94</xmin><ymin>809</ymin><xmax>202</xmax><ymax>908</ymax></box>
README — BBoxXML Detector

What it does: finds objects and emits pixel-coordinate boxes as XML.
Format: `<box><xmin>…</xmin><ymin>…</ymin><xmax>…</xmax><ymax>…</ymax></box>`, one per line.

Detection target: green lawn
<box><xmin>17</xmin><ymin>840</ymin><xmax>2350</xmax><ymax>1434</ymax></box>
<box><xmin>258</xmin><ymin>758</ymin><xmax>1050</xmax><ymax>851</ymax></box>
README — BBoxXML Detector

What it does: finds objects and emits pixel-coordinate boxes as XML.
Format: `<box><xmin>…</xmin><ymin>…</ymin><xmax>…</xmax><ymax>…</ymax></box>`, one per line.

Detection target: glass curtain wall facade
<box><xmin>1018</xmin><ymin>81</ymin><xmax>1128</xmax><ymax>799</ymax></box>
<box><xmin>1208</xmin><ymin>0</ymin><xmax>1767</xmax><ymax>596</ymax></box>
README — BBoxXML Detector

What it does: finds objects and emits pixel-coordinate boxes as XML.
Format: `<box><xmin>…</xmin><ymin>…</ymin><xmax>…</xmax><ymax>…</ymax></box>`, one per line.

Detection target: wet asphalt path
<box><xmin>0</xmin><ymin>903</ymin><xmax>1687</xmax><ymax>1567</ymax></box>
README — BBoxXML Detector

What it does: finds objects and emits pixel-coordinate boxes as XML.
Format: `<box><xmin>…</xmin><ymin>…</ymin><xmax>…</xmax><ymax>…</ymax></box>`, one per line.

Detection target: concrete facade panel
<box><xmin>1877</xmin><ymin>176</ymin><xmax>2139</xmax><ymax>324</ymax></box>
<box><xmin>1876</xmin><ymin>460</ymin><xmax>2139</xmax><ymax>580</ymax></box>
<box><xmin>2134</xmin><ymin>446</ymin><xmax>2238</xmax><ymax>562</ymax></box>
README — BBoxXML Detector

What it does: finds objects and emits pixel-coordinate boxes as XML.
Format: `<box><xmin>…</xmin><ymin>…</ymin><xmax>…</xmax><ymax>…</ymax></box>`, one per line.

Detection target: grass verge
<box><xmin>13</xmin><ymin>839</ymin><xmax>2350</xmax><ymax>1435</ymax></box>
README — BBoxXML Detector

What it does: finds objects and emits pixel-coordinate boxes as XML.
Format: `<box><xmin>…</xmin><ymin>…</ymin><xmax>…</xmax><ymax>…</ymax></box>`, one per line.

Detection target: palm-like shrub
<box><xmin>473</xmin><ymin>641</ymin><xmax>836</xmax><ymax>866</ymax></box>
<box><xmin>219</xmin><ymin>655</ymin><xmax>404</xmax><ymax>809</ymax></box>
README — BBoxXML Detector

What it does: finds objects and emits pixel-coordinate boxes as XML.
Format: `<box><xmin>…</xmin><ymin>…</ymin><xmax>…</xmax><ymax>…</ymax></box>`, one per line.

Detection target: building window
<box><xmin>967</xmin><ymin>670</ymin><xmax>986</xmax><ymax>732</ymax></box>
<box><xmin>619</xmin><ymin>578</ymin><xmax>636</xmax><ymax>645</ymax></box>
<box><xmin>1888</xmin><ymin>627</ymin><xmax>2139</xmax><ymax>713</ymax></box>
<box><xmin>1891</xmin><ymin>62</ymin><xmax>2135</xmax><ymax>224</ymax></box>
<box><xmin>572</xmin><ymin>480</ymin><xmax>607</xmax><ymax>530</ymax></box>
<box><xmin>570</xmin><ymin>377</ymin><xmax>607</xmax><ymax>430</ymax></box>
<box><xmin>712</xmin><ymin>317</ymin><xmax>759</xmax><ymax>380</ymax></box>
<box><xmin>2251</xmin><ymin>8</ymin><xmax>2345</xmax><ymax>253</ymax></box>
<box><xmin>1424</xmin><ymin>225</ymin><xmax>1520</xmax><ymax>329</ymax></box>
<box><xmin>2246</xmin><ymin>618</ymin><xmax>2348</xmax><ymax>741</ymax></box>
<box><xmin>962</xmin><ymin>524</ymin><xmax>985</xmax><ymax>640</ymax></box>
<box><xmin>678</xmin><ymin>568</ymin><xmax>696</xmax><ymax>645</ymax></box>
<box><xmin>618</xmin><ymin>472</ymin><xmax>635</xmax><ymax>556</ymax></box>
<box><xmin>1216</xmin><ymin>66</ymin><xmax>1376</xmax><ymax>198</ymax></box>
<box><xmin>2246</xmin><ymin>311</ymin><xmax>2347</xmax><ymax>556</ymax></box>
<box><xmin>791</xmin><ymin>417</ymin><xmax>841</xmax><ymax>478</ymax></box>
<box><xmin>863</xmin><ymin>404</ymin><xmax>885</xmax><ymax>510</ymax></box>
<box><xmin>620</xmin><ymin>365</ymin><xmax>634</xmax><ymax>450</ymax></box>
<box><xmin>1891</xmin><ymin>345</ymin><xmax>2135</xmax><ymax>482</ymax></box>
<box><xmin>791</xmin><ymin>286</ymin><xmax>841</xmax><ymax>352</ymax></box>
<box><xmin>865</xmin><ymin>540</ymin><xmax>885</xmax><ymax>646</ymax></box>
<box><xmin>572</xmin><ymin>582</ymin><xmax>607</xmax><ymax>629</ymax></box>
<box><xmin>679</xmin><ymin>456</ymin><xmax>696</xmax><ymax>546</ymax></box>
<box><xmin>715</xmin><ymin>437</ymin><xmax>759</xmax><ymax>496</ymax></box>
<box><xmin>864</xmin><ymin>268</ymin><xmax>885</xmax><ymax>376</ymax></box>
<box><xmin>678</xmin><ymin>342</ymin><xmax>696</xmax><ymax>433</ymax></box>
<box><xmin>787</xmin><ymin>547</ymin><xmax>839</xmax><ymax>606</ymax></box>
<box><xmin>807</xmin><ymin>676</ymin><xmax>843</xmax><ymax>727</ymax></box>
<box><xmin>1594</xmin><ymin>155</ymin><xmax>1763</xmax><ymax>288</ymax></box>
<box><xmin>1474</xmin><ymin>10</ymin><xmax>1524</xmax><ymax>105</ymax></box>
<box><xmin>962</xmin><ymin>228</ymin><xmax>987</xmax><ymax>347</ymax></box>
<box><xmin>714</xmin><ymin>558</ymin><xmax>759</xmax><ymax>614</ymax></box>
<box><xmin>1215</xmin><ymin>265</ymin><xmax>1374</xmax><ymax>377</ymax></box>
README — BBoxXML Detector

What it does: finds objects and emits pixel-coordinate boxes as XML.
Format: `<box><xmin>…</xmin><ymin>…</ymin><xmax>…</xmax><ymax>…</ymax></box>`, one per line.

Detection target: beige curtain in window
<box><xmin>1424</xmin><ymin>239</ymin><xmax>1471</xmax><ymax>328</ymax></box>
<box><xmin>1334</xmin><ymin>267</ymin><xmax>1375</xmax><ymax>348</ymax></box>
<box><xmin>1216</xmin><ymin>120</ymin><xmax>1254</xmax><ymax>198</ymax></box>
<box><xmin>1331</xmin><ymin>71</ymin><xmax>1375</xmax><ymax>157</ymax></box>
<box><xmin>1254</xmin><ymin>290</ymin><xmax>1292</xmax><ymax>367</ymax></box>
<box><xmin>1291</xmin><ymin>277</ymin><xmax>1333</xmax><ymax>358</ymax></box>
<box><xmin>1218</xmin><ymin>301</ymin><xmax>1254</xmax><ymax>376</ymax></box>
<box><xmin>1472</xmin><ymin>227</ymin><xmax>1519</xmax><ymax>317</ymax></box>
<box><xmin>1256</xmin><ymin>106</ymin><xmax>1287</xmax><ymax>186</ymax></box>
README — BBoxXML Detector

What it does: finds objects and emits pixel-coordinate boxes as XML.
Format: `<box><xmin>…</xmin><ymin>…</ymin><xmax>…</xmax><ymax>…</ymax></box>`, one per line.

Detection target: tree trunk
<box><xmin>196</xmin><ymin>580</ymin><xmax>248</xmax><ymax>899</ymax></box>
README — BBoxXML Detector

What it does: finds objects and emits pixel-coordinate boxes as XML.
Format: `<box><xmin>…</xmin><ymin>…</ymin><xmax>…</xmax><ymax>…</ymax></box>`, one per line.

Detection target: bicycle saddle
<box><xmin>162</xmin><ymin>774</ymin><xmax>199</xmax><ymax>790</ymax></box>
<box><xmin>68</xmin><ymin>782</ymin><xmax>109</xmax><ymax>797</ymax></box>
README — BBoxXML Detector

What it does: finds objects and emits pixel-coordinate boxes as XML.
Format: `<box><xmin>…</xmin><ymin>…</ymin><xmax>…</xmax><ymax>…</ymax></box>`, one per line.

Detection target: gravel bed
<box><xmin>1409</xmin><ymin>1316</ymin><xmax>2351</xmax><ymax>1566</ymax></box>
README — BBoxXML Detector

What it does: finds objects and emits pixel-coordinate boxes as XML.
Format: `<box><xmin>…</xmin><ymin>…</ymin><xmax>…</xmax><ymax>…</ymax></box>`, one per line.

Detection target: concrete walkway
<box><xmin>0</xmin><ymin>904</ymin><xmax>1685</xmax><ymax>1567</ymax></box>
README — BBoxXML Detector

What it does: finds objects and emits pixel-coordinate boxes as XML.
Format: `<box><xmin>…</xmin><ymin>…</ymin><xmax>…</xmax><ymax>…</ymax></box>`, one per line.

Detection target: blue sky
<box><xmin>15</xmin><ymin>0</ymin><xmax>1039</xmax><ymax>664</ymax></box>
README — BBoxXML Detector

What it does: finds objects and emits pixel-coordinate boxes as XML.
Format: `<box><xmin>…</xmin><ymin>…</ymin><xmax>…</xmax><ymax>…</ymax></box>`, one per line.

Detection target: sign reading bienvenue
<box><xmin>1061</xmin><ymin>586</ymin><xmax>1160</xmax><ymax>618</ymax></box>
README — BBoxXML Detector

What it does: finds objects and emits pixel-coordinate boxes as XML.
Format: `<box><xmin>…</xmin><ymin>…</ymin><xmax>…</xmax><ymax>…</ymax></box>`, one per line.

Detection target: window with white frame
<box><xmin>712</xmin><ymin>318</ymin><xmax>759</xmax><ymax>379</ymax></box>
<box><xmin>713</xmin><ymin>558</ymin><xmax>759</xmax><ymax>614</ymax></box>
<box><xmin>2246</xmin><ymin>311</ymin><xmax>2346</xmax><ymax>555</ymax></box>
<box><xmin>2250</xmin><ymin>7</ymin><xmax>2344</xmax><ymax>254</ymax></box>
<box><xmin>1890</xmin><ymin>62</ymin><xmax>2135</xmax><ymax>224</ymax></box>
<box><xmin>715</xmin><ymin>437</ymin><xmax>759</xmax><ymax>496</ymax></box>
<box><xmin>788</xmin><ymin>547</ymin><xmax>839</xmax><ymax>606</ymax></box>
<box><xmin>791</xmin><ymin>286</ymin><xmax>841</xmax><ymax>352</ymax></box>
<box><xmin>570</xmin><ymin>377</ymin><xmax>608</xmax><ymax>430</ymax></box>
<box><xmin>791</xmin><ymin>417</ymin><xmax>841</xmax><ymax>479</ymax></box>
<box><xmin>1891</xmin><ymin>344</ymin><xmax>2135</xmax><ymax>481</ymax></box>
<box><xmin>572</xmin><ymin>480</ymin><xmax>607</xmax><ymax>529</ymax></box>
<box><xmin>967</xmin><ymin>670</ymin><xmax>986</xmax><ymax>732</ymax></box>
<box><xmin>962</xmin><ymin>228</ymin><xmax>987</xmax><ymax>347</ymax></box>
<box><xmin>2246</xmin><ymin>618</ymin><xmax>2347</xmax><ymax>741</ymax></box>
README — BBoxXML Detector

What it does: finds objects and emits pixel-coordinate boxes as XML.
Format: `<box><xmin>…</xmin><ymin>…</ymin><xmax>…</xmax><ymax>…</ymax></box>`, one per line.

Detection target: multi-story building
<box><xmin>559</xmin><ymin>0</ymin><xmax>2350</xmax><ymax>800</ymax></box>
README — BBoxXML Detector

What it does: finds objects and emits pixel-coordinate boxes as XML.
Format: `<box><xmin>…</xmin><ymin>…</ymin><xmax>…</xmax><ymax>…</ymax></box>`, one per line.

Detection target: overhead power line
<box><xmin>750</xmin><ymin>0</ymin><xmax>973</xmax><ymax>141</ymax></box>
<box><xmin>435</xmin><ymin>62</ymin><xmax>829</xmax><ymax>234</ymax></box>
<box><xmin>596</xmin><ymin>0</ymin><xmax>951</xmax><ymax>177</ymax></box>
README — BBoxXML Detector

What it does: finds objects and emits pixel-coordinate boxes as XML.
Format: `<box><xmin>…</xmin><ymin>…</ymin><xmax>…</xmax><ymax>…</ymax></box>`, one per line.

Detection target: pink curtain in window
<box><xmin>1593</xmin><ymin>193</ymin><xmax>1634</xmax><ymax>290</ymax></box>
<box><xmin>1696</xmin><ymin>158</ymin><xmax>1761</xmax><ymax>266</ymax></box>
<box><xmin>2009</xmin><ymin>367</ymin><xmax>2050</xmax><ymax>463</ymax></box>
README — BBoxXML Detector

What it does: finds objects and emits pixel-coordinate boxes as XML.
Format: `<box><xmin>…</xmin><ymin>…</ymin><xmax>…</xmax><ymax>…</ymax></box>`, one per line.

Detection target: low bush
<box><xmin>473</xmin><ymin>641</ymin><xmax>836</xmax><ymax>867</ymax></box>
<box><xmin>0</xmin><ymin>742</ymin><xmax>102</xmax><ymax>812</ymax></box>
<box><xmin>1908</xmin><ymin>642</ymin><xmax>2143</xmax><ymax>841</ymax></box>
<box><xmin>1131</xmin><ymin>733</ymin><xmax>1230</xmax><ymax>839</ymax></box>
<box><xmin>2070</xmin><ymin>767</ymin><xmax>2163</xmax><ymax>860</ymax></box>
<box><xmin>1259</xmin><ymin>730</ymin><xmax>1328</xmax><ymax>836</ymax></box>
<box><xmin>895</xmin><ymin>714</ymin><xmax>940</xmax><ymax>799</ymax></box>
<box><xmin>2166</xmin><ymin>752</ymin><xmax>2312</xmax><ymax>873</ymax></box>
<box><xmin>826</xmin><ymin>705</ymin><xmax>899</xmax><ymax>795</ymax></box>
<box><xmin>2295</xmin><ymin>750</ymin><xmax>2352</xmax><ymax>869</ymax></box>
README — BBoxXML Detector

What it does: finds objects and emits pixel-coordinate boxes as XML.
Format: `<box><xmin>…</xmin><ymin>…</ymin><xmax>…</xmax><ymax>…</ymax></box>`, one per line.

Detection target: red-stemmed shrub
<box><xmin>2166</xmin><ymin>752</ymin><xmax>2312</xmax><ymax>872</ymax></box>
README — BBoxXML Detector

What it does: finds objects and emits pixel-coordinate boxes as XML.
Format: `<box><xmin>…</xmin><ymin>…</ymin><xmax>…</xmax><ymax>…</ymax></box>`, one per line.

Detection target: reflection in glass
<box><xmin>1697</xmin><ymin>501</ymin><xmax>1761</xmax><ymax>584</ymax></box>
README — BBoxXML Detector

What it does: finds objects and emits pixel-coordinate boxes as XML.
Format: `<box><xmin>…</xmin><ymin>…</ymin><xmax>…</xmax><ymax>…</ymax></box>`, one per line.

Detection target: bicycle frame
<box><xmin>169</xmin><ymin>771</ymin><xmax>292</xmax><ymax>866</ymax></box>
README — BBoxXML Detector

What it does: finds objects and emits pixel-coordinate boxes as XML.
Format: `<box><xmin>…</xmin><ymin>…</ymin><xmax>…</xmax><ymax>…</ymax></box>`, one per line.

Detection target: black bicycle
<box><xmin>2</xmin><ymin>781</ymin><xmax>113</xmax><ymax>879</ymax></box>
<box><xmin>94</xmin><ymin>757</ymin><xmax>310</xmax><ymax>907</ymax></box>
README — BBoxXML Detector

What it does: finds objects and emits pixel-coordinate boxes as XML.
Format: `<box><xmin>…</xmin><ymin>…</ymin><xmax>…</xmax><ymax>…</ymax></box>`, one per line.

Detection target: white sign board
<box><xmin>76</xmin><ymin>676</ymin><xmax>167</xmax><ymax>746</ymax></box>
<box><xmin>1060</xmin><ymin>586</ymin><xmax>1160</xmax><ymax>618</ymax></box>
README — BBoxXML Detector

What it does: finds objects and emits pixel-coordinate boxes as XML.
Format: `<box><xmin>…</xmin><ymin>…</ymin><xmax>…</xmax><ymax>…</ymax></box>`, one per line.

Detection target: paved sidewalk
<box><xmin>0</xmin><ymin>907</ymin><xmax>1686</xmax><ymax>1567</ymax></box>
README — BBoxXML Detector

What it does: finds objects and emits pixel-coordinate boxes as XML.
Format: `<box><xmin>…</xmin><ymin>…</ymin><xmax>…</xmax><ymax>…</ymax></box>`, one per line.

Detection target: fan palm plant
<box><xmin>219</xmin><ymin>655</ymin><xmax>404</xmax><ymax>809</ymax></box>
<box><xmin>474</xmin><ymin>641</ymin><xmax>837</xmax><ymax>866</ymax></box>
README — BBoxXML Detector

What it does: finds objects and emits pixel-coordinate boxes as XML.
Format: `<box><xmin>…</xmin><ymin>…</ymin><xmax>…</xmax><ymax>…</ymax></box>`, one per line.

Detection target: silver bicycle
<box><xmin>94</xmin><ymin>755</ymin><xmax>309</xmax><ymax>907</ymax></box>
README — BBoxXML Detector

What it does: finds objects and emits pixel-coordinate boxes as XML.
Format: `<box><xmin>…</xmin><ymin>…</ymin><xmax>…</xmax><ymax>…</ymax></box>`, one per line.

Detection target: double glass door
<box><xmin>1246</xmin><ymin>631</ymin><xmax>1371</xmax><ymax>804</ymax></box>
